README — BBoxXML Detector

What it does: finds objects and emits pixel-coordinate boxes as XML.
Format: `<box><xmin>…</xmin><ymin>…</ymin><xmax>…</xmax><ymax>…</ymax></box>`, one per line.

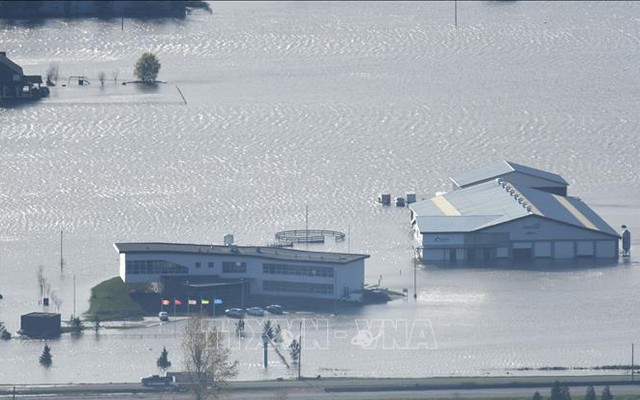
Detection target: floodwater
<box><xmin>0</xmin><ymin>1</ymin><xmax>639</xmax><ymax>384</ymax></box>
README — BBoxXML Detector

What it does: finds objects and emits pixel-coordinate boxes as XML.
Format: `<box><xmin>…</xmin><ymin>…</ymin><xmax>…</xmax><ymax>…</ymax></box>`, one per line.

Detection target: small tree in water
<box><xmin>157</xmin><ymin>346</ymin><xmax>172</xmax><ymax>373</ymax></box>
<box><xmin>288</xmin><ymin>338</ymin><xmax>300</xmax><ymax>364</ymax></box>
<box><xmin>70</xmin><ymin>316</ymin><xmax>84</xmax><ymax>334</ymax></box>
<box><xmin>0</xmin><ymin>321</ymin><xmax>11</xmax><ymax>340</ymax></box>
<box><xmin>40</xmin><ymin>344</ymin><xmax>52</xmax><ymax>367</ymax></box>
<box><xmin>134</xmin><ymin>52</ymin><xmax>161</xmax><ymax>84</ymax></box>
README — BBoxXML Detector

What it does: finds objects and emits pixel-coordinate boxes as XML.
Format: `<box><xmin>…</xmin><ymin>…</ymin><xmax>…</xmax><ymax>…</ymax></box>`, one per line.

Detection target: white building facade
<box><xmin>114</xmin><ymin>243</ymin><xmax>368</xmax><ymax>300</ymax></box>
<box><xmin>410</xmin><ymin>162</ymin><xmax>620</xmax><ymax>262</ymax></box>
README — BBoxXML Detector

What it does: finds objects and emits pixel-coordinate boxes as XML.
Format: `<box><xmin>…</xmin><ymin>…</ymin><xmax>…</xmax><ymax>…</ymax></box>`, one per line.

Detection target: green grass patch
<box><xmin>86</xmin><ymin>276</ymin><xmax>148</xmax><ymax>321</ymax></box>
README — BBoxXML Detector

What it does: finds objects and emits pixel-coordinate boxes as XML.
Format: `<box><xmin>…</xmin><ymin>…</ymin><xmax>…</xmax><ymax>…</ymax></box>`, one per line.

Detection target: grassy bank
<box><xmin>86</xmin><ymin>277</ymin><xmax>148</xmax><ymax>321</ymax></box>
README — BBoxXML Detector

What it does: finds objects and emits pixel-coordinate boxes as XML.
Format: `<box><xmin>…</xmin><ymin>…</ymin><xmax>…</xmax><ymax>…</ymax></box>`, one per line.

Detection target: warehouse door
<box><xmin>513</xmin><ymin>242</ymin><xmax>533</xmax><ymax>260</ymax></box>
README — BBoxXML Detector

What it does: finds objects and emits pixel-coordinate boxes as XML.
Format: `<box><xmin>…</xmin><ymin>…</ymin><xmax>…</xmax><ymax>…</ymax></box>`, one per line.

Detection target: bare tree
<box><xmin>98</xmin><ymin>71</ymin><xmax>106</xmax><ymax>86</ymax></box>
<box><xmin>112</xmin><ymin>69</ymin><xmax>119</xmax><ymax>83</ymax></box>
<box><xmin>182</xmin><ymin>316</ymin><xmax>238</xmax><ymax>400</ymax></box>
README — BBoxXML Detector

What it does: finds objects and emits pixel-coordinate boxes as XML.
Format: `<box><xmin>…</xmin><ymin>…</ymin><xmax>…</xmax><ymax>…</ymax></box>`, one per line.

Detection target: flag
<box><xmin>214</xmin><ymin>299</ymin><xmax>223</xmax><ymax>305</ymax></box>
<box><xmin>188</xmin><ymin>299</ymin><xmax>197</xmax><ymax>306</ymax></box>
<box><xmin>161</xmin><ymin>299</ymin><xmax>170</xmax><ymax>305</ymax></box>
<box><xmin>174</xmin><ymin>299</ymin><xmax>183</xmax><ymax>306</ymax></box>
<box><xmin>201</xmin><ymin>299</ymin><xmax>210</xmax><ymax>305</ymax></box>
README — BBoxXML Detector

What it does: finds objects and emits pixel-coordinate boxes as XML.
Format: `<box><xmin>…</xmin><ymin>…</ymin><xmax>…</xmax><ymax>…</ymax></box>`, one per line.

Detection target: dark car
<box><xmin>140</xmin><ymin>374</ymin><xmax>175</xmax><ymax>387</ymax></box>
<box><xmin>265</xmin><ymin>305</ymin><xmax>284</xmax><ymax>315</ymax></box>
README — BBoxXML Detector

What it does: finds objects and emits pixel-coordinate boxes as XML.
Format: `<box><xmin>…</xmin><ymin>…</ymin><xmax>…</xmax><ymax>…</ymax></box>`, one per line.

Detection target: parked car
<box><xmin>225</xmin><ymin>308</ymin><xmax>244</xmax><ymax>318</ymax></box>
<box><xmin>158</xmin><ymin>311</ymin><xmax>169</xmax><ymax>322</ymax></box>
<box><xmin>141</xmin><ymin>374</ymin><xmax>175</xmax><ymax>387</ymax></box>
<box><xmin>265</xmin><ymin>305</ymin><xmax>284</xmax><ymax>315</ymax></box>
<box><xmin>246</xmin><ymin>307</ymin><xmax>265</xmax><ymax>317</ymax></box>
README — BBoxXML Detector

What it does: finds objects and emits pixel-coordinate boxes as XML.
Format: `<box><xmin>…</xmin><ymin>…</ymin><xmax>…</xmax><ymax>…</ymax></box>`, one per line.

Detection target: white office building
<box><xmin>409</xmin><ymin>161</ymin><xmax>620</xmax><ymax>262</ymax></box>
<box><xmin>114</xmin><ymin>242</ymin><xmax>368</xmax><ymax>300</ymax></box>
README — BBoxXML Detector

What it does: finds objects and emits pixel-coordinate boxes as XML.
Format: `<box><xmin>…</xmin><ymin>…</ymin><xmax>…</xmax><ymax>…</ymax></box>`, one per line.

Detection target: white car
<box><xmin>158</xmin><ymin>311</ymin><xmax>169</xmax><ymax>322</ymax></box>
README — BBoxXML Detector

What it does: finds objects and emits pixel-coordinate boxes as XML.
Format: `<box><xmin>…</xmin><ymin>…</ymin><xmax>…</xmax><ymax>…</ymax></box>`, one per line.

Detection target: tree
<box><xmin>70</xmin><ymin>316</ymin><xmax>84</xmax><ymax>334</ymax></box>
<box><xmin>157</xmin><ymin>346</ymin><xmax>172</xmax><ymax>372</ymax></box>
<box><xmin>182</xmin><ymin>316</ymin><xmax>238</xmax><ymax>400</ymax></box>
<box><xmin>39</xmin><ymin>344</ymin><xmax>52</xmax><ymax>367</ymax></box>
<box><xmin>134</xmin><ymin>52</ymin><xmax>161</xmax><ymax>83</ymax></box>
<box><xmin>584</xmin><ymin>385</ymin><xmax>596</xmax><ymax>400</ymax></box>
<box><xmin>0</xmin><ymin>321</ymin><xmax>11</xmax><ymax>340</ymax></box>
<box><xmin>532</xmin><ymin>391</ymin><xmax>543</xmax><ymax>400</ymax></box>
<box><xmin>263</xmin><ymin>320</ymin><xmax>282</xmax><ymax>342</ymax></box>
<box><xmin>550</xmin><ymin>381</ymin><xmax>571</xmax><ymax>400</ymax></box>
<box><xmin>288</xmin><ymin>339</ymin><xmax>300</xmax><ymax>364</ymax></box>
<box><xmin>601</xmin><ymin>385</ymin><xmax>613</xmax><ymax>400</ymax></box>
<box><xmin>98</xmin><ymin>71</ymin><xmax>106</xmax><ymax>86</ymax></box>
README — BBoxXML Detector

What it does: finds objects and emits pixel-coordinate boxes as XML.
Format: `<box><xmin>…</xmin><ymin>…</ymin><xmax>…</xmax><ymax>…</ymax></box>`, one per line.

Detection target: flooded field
<box><xmin>0</xmin><ymin>1</ymin><xmax>639</xmax><ymax>383</ymax></box>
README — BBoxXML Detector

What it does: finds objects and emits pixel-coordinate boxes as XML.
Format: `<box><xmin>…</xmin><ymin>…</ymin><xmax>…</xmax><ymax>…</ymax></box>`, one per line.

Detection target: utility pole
<box><xmin>454</xmin><ymin>0</ymin><xmax>458</xmax><ymax>28</ymax></box>
<box><xmin>73</xmin><ymin>274</ymin><xmax>76</xmax><ymax>319</ymax></box>
<box><xmin>298</xmin><ymin>320</ymin><xmax>303</xmax><ymax>380</ymax></box>
<box><xmin>413</xmin><ymin>255</ymin><xmax>417</xmax><ymax>300</ymax></box>
<box><xmin>305</xmin><ymin>205</ymin><xmax>309</xmax><ymax>250</ymax></box>
<box><xmin>60</xmin><ymin>230</ymin><xmax>63</xmax><ymax>273</ymax></box>
<box><xmin>632</xmin><ymin>343</ymin><xmax>635</xmax><ymax>382</ymax></box>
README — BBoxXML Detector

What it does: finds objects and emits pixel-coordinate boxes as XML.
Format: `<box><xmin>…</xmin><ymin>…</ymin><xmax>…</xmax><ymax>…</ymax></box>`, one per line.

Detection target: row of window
<box><xmin>263</xmin><ymin>263</ymin><xmax>334</xmax><ymax>278</ymax></box>
<box><xmin>126</xmin><ymin>260</ymin><xmax>189</xmax><ymax>275</ymax></box>
<box><xmin>222</xmin><ymin>261</ymin><xmax>247</xmax><ymax>273</ymax></box>
<box><xmin>263</xmin><ymin>280</ymin><xmax>334</xmax><ymax>295</ymax></box>
<box><xmin>128</xmin><ymin>259</ymin><xmax>336</xmax><ymax>277</ymax></box>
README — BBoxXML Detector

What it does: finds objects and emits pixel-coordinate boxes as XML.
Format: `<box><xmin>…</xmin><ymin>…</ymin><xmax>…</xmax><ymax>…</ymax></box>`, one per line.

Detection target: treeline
<box><xmin>532</xmin><ymin>381</ymin><xmax>614</xmax><ymax>400</ymax></box>
<box><xmin>0</xmin><ymin>1</ymin><xmax>195</xmax><ymax>19</ymax></box>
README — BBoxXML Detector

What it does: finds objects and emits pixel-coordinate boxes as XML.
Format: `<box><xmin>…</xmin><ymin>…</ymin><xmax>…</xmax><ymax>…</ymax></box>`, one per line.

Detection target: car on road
<box><xmin>140</xmin><ymin>374</ymin><xmax>175</xmax><ymax>387</ymax></box>
<box><xmin>246</xmin><ymin>307</ymin><xmax>265</xmax><ymax>316</ymax></box>
<box><xmin>158</xmin><ymin>311</ymin><xmax>169</xmax><ymax>322</ymax></box>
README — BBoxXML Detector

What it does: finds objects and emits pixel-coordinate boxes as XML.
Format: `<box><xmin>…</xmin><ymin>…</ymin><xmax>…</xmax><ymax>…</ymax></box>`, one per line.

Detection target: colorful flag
<box><xmin>174</xmin><ymin>299</ymin><xmax>183</xmax><ymax>306</ymax></box>
<box><xmin>188</xmin><ymin>299</ymin><xmax>197</xmax><ymax>306</ymax></box>
<box><xmin>161</xmin><ymin>299</ymin><xmax>171</xmax><ymax>305</ymax></box>
<box><xmin>201</xmin><ymin>299</ymin><xmax>210</xmax><ymax>305</ymax></box>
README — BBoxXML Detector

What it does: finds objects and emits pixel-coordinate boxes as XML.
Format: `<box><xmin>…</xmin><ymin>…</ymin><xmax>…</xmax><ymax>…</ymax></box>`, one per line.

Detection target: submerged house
<box><xmin>409</xmin><ymin>161</ymin><xmax>619</xmax><ymax>262</ymax></box>
<box><xmin>114</xmin><ymin>242</ymin><xmax>369</xmax><ymax>301</ymax></box>
<box><xmin>0</xmin><ymin>52</ymin><xmax>44</xmax><ymax>102</ymax></box>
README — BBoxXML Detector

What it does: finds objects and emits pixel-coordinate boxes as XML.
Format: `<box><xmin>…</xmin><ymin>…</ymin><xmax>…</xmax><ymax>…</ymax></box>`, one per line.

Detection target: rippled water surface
<box><xmin>1</xmin><ymin>1</ymin><xmax>639</xmax><ymax>384</ymax></box>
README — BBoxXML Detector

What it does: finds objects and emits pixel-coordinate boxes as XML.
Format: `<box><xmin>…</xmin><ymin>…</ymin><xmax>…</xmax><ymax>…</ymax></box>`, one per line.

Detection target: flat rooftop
<box><xmin>114</xmin><ymin>242</ymin><xmax>369</xmax><ymax>265</ymax></box>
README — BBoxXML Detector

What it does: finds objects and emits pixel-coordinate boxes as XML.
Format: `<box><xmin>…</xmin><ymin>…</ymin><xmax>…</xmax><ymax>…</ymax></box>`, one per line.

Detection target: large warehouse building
<box><xmin>114</xmin><ymin>242</ymin><xmax>368</xmax><ymax>301</ymax></box>
<box><xmin>409</xmin><ymin>161</ymin><xmax>620</xmax><ymax>262</ymax></box>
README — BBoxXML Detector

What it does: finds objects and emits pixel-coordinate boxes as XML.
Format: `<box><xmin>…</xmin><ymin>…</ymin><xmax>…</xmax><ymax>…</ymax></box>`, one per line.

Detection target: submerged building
<box><xmin>114</xmin><ymin>242</ymin><xmax>368</xmax><ymax>301</ymax></box>
<box><xmin>409</xmin><ymin>161</ymin><xmax>619</xmax><ymax>262</ymax></box>
<box><xmin>0</xmin><ymin>52</ymin><xmax>44</xmax><ymax>101</ymax></box>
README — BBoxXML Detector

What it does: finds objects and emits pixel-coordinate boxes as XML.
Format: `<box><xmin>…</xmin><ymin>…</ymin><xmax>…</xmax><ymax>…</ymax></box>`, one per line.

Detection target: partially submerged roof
<box><xmin>410</xmin><ymin>179</ymin><xmax>618</xmax><ymax>237</ymax></box>
<box><xmin>0</xmin><ymin>52</ymin><xmax>24</xmax><ymax>75</ymax></box>
<box><xmin>114</xmin><ymin>242</ymin><xmax>369</xmax><ymax>264</ymax></box>
<box><xmin>450</xmin><ymin>161</ymin><xmax>569</xmax><ymax>188</ymax></box>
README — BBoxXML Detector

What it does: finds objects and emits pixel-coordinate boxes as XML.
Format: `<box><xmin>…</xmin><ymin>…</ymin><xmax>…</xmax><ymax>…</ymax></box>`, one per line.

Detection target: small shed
<box><xmin>20</xmin><ymin>312</ymin><xmax>61</xmax><ymax>338</ymax></box>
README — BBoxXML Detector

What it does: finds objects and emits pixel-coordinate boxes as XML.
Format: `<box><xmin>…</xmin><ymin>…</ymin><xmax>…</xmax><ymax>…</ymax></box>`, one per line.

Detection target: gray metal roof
<box><xmin>450</xmin><ymin>161</ymin><xmax>569</xmax><ymax>188</ymax></box>
<box><xmin>113</xmin><ymin>242</ymin><xmax>369</xmax><ymax>264</ymax></box>
<box><xmin>410</xmin><ymin>179</ymin><xmax>618</xmax><ymax>237</ymax></box>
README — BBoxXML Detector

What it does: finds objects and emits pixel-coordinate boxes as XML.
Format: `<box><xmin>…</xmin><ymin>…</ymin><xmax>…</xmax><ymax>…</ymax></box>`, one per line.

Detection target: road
<box><xmin>1</xmin><ymin>376</ymin><xmax>639</xmax><ymax>399</ymax></box>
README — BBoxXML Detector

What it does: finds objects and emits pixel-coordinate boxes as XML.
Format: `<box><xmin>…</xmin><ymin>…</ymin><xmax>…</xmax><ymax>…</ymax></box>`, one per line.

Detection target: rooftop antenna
<box><xmin>60</xmin><ymin>230</ymin><xmax>63</xmax><ymax>274</ymax></box>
